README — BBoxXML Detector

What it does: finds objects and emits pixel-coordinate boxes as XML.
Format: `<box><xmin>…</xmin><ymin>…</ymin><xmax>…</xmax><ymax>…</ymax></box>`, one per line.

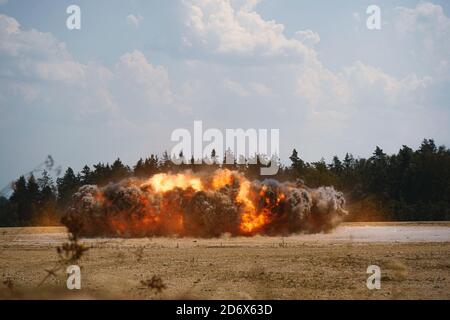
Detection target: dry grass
<box><xmin>38</xmin><ymin>220</ymin><xmax>89</xmax><ymax>288</ymax></box>
<box><xmin>139</xmin><ymin>276</ymin><xmax>167</xmax><ymax>294</ymax></box>
<box><xmin>0</xmin><ymin>225</ymin><xmax>449</xmax><ymax>300</ymax></box>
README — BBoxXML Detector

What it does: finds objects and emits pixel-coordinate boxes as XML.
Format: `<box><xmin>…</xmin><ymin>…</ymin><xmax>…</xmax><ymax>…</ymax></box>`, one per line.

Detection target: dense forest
<box><xmin>0</xmin><ymin>138</ymin><xmax>449</xmax><ymax>226</ymax></box>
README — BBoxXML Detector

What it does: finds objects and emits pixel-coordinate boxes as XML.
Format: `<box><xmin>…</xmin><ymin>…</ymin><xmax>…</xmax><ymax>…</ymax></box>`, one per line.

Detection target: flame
<box><xmin>75</xmin><ymin>169</ymin><xmax>286</xmax><ymax>236</ymax></box>
<box><xmin>141</xmin><ymin>170</ymin><xmax>273</xmax><ymax>235</ymax></box>
<box><xmin>68</xmin><ymin>168</ymin><xmax>349</xmax><ymax>238</ymax></box>
<box><xmin>237</xmin><ymin>180</ymin><xmax>268</xmax><ymax>234</ymax></box>
<box><xmin>211</xmin><ymin>169</ymin><xmax>234</xmax><ymax>189</ymax></box>
<box><xmin>144</xmin><ymin>173</ymin><xmax>203</xmax><ymax>193</ymax></box>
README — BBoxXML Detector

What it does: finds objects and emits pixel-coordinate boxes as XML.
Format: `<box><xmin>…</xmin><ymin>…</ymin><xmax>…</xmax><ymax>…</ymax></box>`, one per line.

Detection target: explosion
<box><xmin>63</xmin><ymin>169</ymin><xmax>348</xmax><ymax>238</ymax></box>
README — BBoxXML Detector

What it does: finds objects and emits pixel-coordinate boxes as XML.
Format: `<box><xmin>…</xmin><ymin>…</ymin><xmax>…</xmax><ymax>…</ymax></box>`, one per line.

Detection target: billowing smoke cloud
<box><xmin>63</xmin><ymin>170</ymin><xmax>347</xmax><ymax>238</ymax></box>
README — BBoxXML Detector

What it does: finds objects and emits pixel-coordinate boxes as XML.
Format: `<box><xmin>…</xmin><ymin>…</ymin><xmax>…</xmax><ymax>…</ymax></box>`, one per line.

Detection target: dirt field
<box><xmin>0</xmin><ymin>222</ymin><xmax>449</xmax><ymax>300</ymax></box>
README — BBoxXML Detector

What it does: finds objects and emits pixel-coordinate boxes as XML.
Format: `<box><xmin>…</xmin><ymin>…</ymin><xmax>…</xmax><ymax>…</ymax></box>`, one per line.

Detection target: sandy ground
<box><xmin>0</xmin><ymin>222</ymin><xmax>449</xmax><ymax>300</ymax></box>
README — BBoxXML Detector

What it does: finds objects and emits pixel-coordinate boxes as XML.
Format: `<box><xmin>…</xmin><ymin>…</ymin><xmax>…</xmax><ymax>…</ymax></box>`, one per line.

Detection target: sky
<box><xmin>0</xmin><ymin>0</ymin><xmax>449</xmax><ymax>188</ymax></box>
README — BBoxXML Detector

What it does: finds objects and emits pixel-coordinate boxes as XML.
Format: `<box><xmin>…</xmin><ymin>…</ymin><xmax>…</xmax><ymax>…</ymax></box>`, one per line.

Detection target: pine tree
<box><xmin>144</xmin><ymin>155</ymin><xmax>159</xmax><ymax>176</ymax></box>
<box><xmin>0</xmin><ymin>196</ymin><xmax>16</xmax><ymax>226</ymax></box>
<box><xmin>289</xmin><ymin>149</ymin><xmax>306</xmax><ymax>177</ymax></box>
<box><xmin>330</xmin><ymin>156</ymin><xmax>343</xmax><ymax>175</ymax></box>
<box><xmin>10</xmin><ymin>176</ymin><xmax>32</xmax><ymax>224</ymax></box>
<box><xmin>57</xmin><ymin>168</ymin><xmax>79</xmax><ymax>209</ymax></box>
<box><xmin>80</xmin><ymin>165</ymin><xmax>92</xmax><ymax>185</ymax></box>
<box><xmin>211</xmin><ymin>149</ymin><xmax>218</xmax><ymax>165</ymax></box>
<box><xmin>37</xmin><ymin>170</ymin><xmax>56</xmax><ymax>200</ymax></box>
<box><xmin>111</xmin><ymin>158</ymin><xmax>130</xmax><ymax>181</ymax></box>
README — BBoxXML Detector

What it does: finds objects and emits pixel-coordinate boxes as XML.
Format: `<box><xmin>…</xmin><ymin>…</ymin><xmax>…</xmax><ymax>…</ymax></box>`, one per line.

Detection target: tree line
<box><xmin>1</xmin><ymin>139</ymin><xmax>449</xmax><ymax>226</ymax></box>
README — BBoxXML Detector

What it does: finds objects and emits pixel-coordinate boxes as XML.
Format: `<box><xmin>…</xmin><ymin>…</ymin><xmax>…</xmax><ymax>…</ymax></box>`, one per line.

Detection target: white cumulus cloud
<box><xmin>126</xmin><ymin>14</ymin><xmax>144</xmax><ymax>29</ymax></box>
<box><xmin>183</xmin><ymin>0</ymin><xmax>318</xmax><ymax>63</ymax></box>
